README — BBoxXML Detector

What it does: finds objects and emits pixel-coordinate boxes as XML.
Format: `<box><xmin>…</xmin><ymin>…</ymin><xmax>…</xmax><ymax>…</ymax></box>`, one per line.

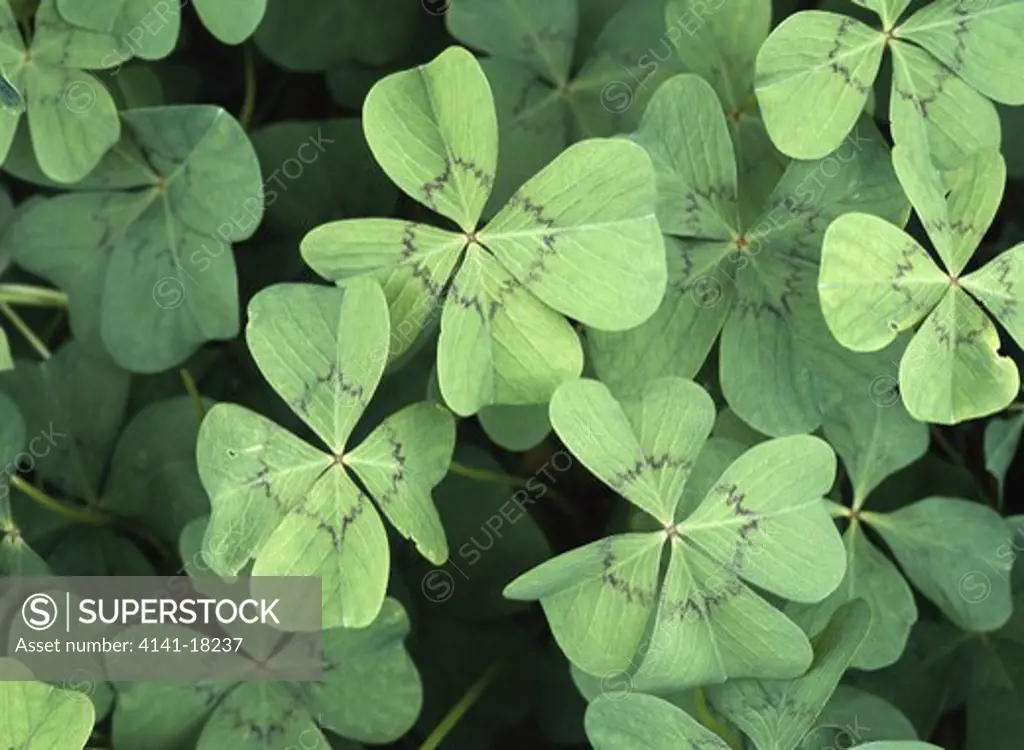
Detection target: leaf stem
<box><xmin>239</xmin><ymin>44</ymin><xmax>256</xmax><ymax>129</ymax></box>
<box><xmin>10</xmin><ymin>475</ymin><xmax>110</xmax><ymax>526</ymax></box>
<box><xmin>448</xmin><ymin>460</ymin><xmax>580</xmax><ymax>521</ymax></box>
<box><xmin>180</xmin><ymin>368</ymin><xmax>207</xmax><ymax>423</ymax></box>
<box><xmin>0</xmin><ymin>303</ymin><xmax>51</xmax><ymax>360</ymax></box>
<box><xmin>419</xmin><ymin>656</ymin><xmax>504</xmax><ymax>750</ymax></box>
<box><xmin>694</xmin><ymin>687</ymin><xmax>744</xmax><ymax>750</ymax></box>
<box><xmin>0</xmin><ymin>284</ymin><xmax>68</xmax><ymax>308</ymax></box>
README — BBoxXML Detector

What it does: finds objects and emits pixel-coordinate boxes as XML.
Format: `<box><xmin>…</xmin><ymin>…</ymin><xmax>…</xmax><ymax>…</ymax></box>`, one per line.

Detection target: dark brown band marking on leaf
<box><xmin>597</xmin><ymin>538</ymin><xmax>656</xmax><ymax>607</ymax></box>
<box><xmin>292</xmin><ymin>363</ymin><xmax>368</xmax><ymax>418</ymax></box>
<box><xmin>421</xmin><ymin>155</ymin><xmax>495</xmax><ymax>210</ymax></box>
<box><xmin>607</xmin><ymin>454</ymin><xmax>693</xmax><ymax>490</ymax></box>
<box><xmin>827</xmin><ymin>17</ymin><xmax>873</xmax><ymax>94</ymax></box>
<box><xmin>218</xmin><ymin>700</ymin><xmax>293</xmax><ymax>744</ymax></box>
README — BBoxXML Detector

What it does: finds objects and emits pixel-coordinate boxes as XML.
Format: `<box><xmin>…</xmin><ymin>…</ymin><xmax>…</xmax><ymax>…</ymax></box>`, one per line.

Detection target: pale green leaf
<box><xmin>800</xmin><ymin>685</ymin><xmax>918</xmax><ymax>749</ymax></box>
<box><xmin>477</xmin><ymin>402</ymin><xmax>551</xmax><ymax>451</ymax></box>
<box><xmin>962</xmin><ymin>242</ymin><xmax>1024</xmax><ymax>350</ymax></box>
<box><xmin>193</xmin><ymin>0</ymin><xmax>266</xmax><ymax>44</ymax></box>
<box><xmin>629</xmin><ymin>73</ymin><xmax>739</xmax><ymax>240</ymax></box>
<box><xmin>245</xmin><ymin>280</ymin><xmax>389</xmax><ymax>453</ymax></box>
<box><xmin>708</xmin><ymin>600</ymin><xmax>871</xmax><ymax>750</ymax></box>
<box><xmin>345</xmin><ymin>401</ymin><xmax>455</xmax><ymax>564</ymax></box>
<box><xmin>755</xmin><ymin>11</ymin><xmax>885</xmax><ymax>159</ymax></box>
<box><xmin>899</xmin><ymin>287</ymin><xmax>1019</xmax><ymax>424</ymax></box>
<box><xmin>481</xmin><ymin>138</ymin><xmax>667</xmax><ymax>331</ymax></box>
<box><xmin>889</xmin><ymin>40</ymin><xmax>1001</xmax><ymax>171</ymax></box>
<box><xmin>503</xmin><ymin>533</ymin><xmax>665</xmax><ymax>676</ymax></box>
<box><xmin>585</xmin><ymin>692</ymin><xmax>731</xmax><ymax>750</ymax></box>
<box><xmin>363</xmin><ymin>46</ymin><xmax>497</xmax><ymax>231</ymax></box>
<box><xmin>789</xmin><ymin>524</ymin><xmax>917</xmax><ymax>670</ymax></box>
<box><xmin>0</xmin><ymin>673</ymin><xmax>94</xmax><ymax>749</ymax></box>
<box><xmin>853</xmin><ymin>0</ymin><xmax>911</xmax><ymax>28</ymax></box>
<box><xmin>898</xmin><ymin>0</ymin><xmax>1024</xmax><ymax>105</ymax></box>
<box><xmin>587</xmin><ymin>238</ymin><xmax>734</xmax><ymax>396</ymax></box>
<box><xmin>437</xmin><ymin>245</ymin><xmax>583</xmax><ymax>416</ymax></box>
<box><xmin>869</xmin><ymin>496</ymin><xmax>1014</xmax><ymax>631</ymax></box>
<box><xmin>301</xmin><ymin>219</ymin><xmax>465</xmax><ymax>363</ymax></box>
<box><xmin>548</xmin><ymin>376</ymin><xmax>715</xmax><ymax>525</ymax></box>
<box><xmin>892</xmin><ymin>143</ymin><xmax>1004</xmax><ymax>276</ymax></box>
<box><xmin>819</xmin><ymin>213</ymin><xmax>948</xmax><ymax>352</ymax></box>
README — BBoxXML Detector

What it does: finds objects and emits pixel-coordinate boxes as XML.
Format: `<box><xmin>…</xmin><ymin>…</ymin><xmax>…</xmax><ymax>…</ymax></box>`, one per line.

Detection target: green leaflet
<box><xmin>447</xmin><ymin>0</ymin><xmax>577</xmax><ymax>86</ymax></box>
<box><xmin>888</xmin><ymin>40</ymin><xmax>1001</xmax><ymax>172</ymax></box>
<box><xmin>868</xmin><ymin>497</ymin><xmax>1014</xmax><ymax>631</ymax></box>
<box><xmin>985</xmin><ymin>412</ymin><xmax>1024</xmax><ymax>505</ymax></box>
<box><xmin>820</xmin><ymin>146</ymin><xmax>1022</xmax><ymax>424</ymax></box>
<box><xmin>0</xmin><ymin>660</ymin><xmax>95</xmax><ymax>749</ymax></box>
<box><xmin>756</xmin><ymin>0</ymin><xmax>1024</xmax><ymax>166</ymax></box>
<box><xmin>708</xmin><ymin>600</ymin><xmax>872</xmax><ymax>750</ymax></box>
<box><xmin>799</xmin><ymin>685</ymin><xmax>919</xmax><ymax>748</ymax></box>
<box><xmin>197</xmin><ymin>278</ymin><xmax>456</xmax><ymax>628</ymax></box>
<box><xmin>755</xmin><ymin>12</ymin><xmax>885</xmax><ymax>160</ymax></box>
<box><xmin>302</xmin><ymin>45</ymin><xmax>666</xmax><ymax>417</ymax></box>
<box><xmin>192</xmin><ymin>0</ymin><xmax>266</xmax><ymax>45</ymax></box>
<box><xmin>603</xmin><ymin>70</ymin><xmax>908</xmax><ymax>434</ymax></box>
<box><xmin>0</xmin><ymin>0</ymin><xmax>125</xmax><ymax>182</ymax></box>
<box><xmin>585</xmin><ymin>692</ymin><xmax>732</xmax><ymax>749</ymax></box>
<box><xmin>505</xmin><ymin>376</ymin><xmax>845</xmax><ymax>689</ymax></box>
<box><xmin>5</xmin><ymin>106</ymin><xmax>263</xmax><ymax>373</ymax></box>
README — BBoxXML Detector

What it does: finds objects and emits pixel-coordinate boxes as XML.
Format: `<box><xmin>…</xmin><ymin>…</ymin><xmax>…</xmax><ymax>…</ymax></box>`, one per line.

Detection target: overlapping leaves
<box><xmin>755</xmin><ymin>0</ymin><xmax>1024</xmax><ymax>166</ymax></box>
<box><xmin>2</xmin><ymin>105</ymin><xmax>263</xmax><ymax>373</ymax></box>
<box><xmin>504</xmin><ymin>375</ymin><xmax>846</xmax><ymax>690</ymax></box>
<box><xmin>788</xmin><ymin>397</ymin><xmax>1014</xmax><ymax>670</ymax></box>
<box><xmin>111</xmin><ymin>517</ymin><xmax>423</xmax><ymax>749</ymax></box>
<box><xmin>301</xmin><ymin>45</ymin><xmax>666</xmax><ymax>417</ymax></box>
<box><xmin>197</xmin><ymin>277</ymin><xmax>455</xmax><ymax>628</ymax></box>
<box><xmin>819</xmin><ymin>143</ymin><xmax>1023</xmax><ymax>424</ymax></box>
<box><xmin>56</xmin><ymin>0</ymin><xmax>266</xmax><ymax>53</ymax></box>
<box><xmin>589</xmin><ymin>72</ymin><xmax>907</xmax><ymax>436</ymax></box>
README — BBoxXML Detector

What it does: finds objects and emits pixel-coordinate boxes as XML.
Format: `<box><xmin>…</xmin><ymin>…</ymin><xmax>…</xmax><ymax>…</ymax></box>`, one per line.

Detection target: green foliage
<box><xmin>0</xmin><ymin>1</ymin><xmax>1021</xmax><ymax>748</ymax></box>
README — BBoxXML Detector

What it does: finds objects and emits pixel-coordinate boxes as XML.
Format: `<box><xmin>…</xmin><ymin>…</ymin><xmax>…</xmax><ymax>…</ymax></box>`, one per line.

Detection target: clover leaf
<box><xmin>504</xmin><ymin>375</ymin><xmax>846</xmax><ymax>690</ymax></box>
<box><xmin>985</xmin><ymin>411</ymin><xmax>1024</xmax><ymax>505</ymax></box>
<box><xmin>0</xmin><ymin>659</ymin><xmax>94</xmax><ymax>750</ymax></box>
<box><xmin>585</xmin><ymin>691</ymin><xmax>732</xmax><ymax>750</ymax></box>
<box><xmin>707</xmin><ymin>599</ymin><xmax>872</xmax><ymax>749</ymax></box>
<box><xmin>197</xmin><ymin>277</ymin><xmax>455</xmax><ymax>628</ymax></box>
<box><xmin>0</xmin><ymin>0</ymin><xmax>132</xmax><ymax>183</ymax></box>
<box><xmin>588</xmin><ymin>72</ymin><xmax>906</xmax><ymax>435</ymax></box>
<box><xmin>301</xmin><ymin>46</ymin><xmax>666</xmax><ymax>417</ymax></box>
<box><xmin>819</xmin><ymin>143</ymin><xmax>1023</xmax><ymax>424</ymax></box>
<box><xmin>788</xmin><ymin>397</ymin><xmax>1013</xmax><ymax>671</ymax></box>
<box><xmin>755</xmin><ymin>0</ymin><xmax>1024</xmax><ymax>165</ymax></box>
<box><xmin>109</xmin><ymin>516</ymin><xmax>422</xmax><ymax>749</ymax></box>
<box><xmin>56</xmin><ymin>0</ymin><xmax>266</xmax><ymax>54</ymax></box>
<box><xmin>4</xmin><ymin>104</ymin><xmax>263</xmax><ymax>373</ymax></box>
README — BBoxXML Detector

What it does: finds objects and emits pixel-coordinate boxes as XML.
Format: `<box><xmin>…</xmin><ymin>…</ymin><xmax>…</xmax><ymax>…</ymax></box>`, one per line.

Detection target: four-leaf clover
<box><xmin>197</xmin><ymin>277</ymin><xmax>456</xmax><ymax>628</ymax></box>
<box><xmin>755</xmin><ymin>0</ymin><xmax>1024</xmax><ymax>167</ymax></box>
<box><xmin>301</xmin><ymin>45</ymin><xmax>667</xmax><ymax>417</ymax></box>
<box><xmin>505</xmin><ymin>375</ymin><xmax>846</xmax><ymax>691</ymax></box>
